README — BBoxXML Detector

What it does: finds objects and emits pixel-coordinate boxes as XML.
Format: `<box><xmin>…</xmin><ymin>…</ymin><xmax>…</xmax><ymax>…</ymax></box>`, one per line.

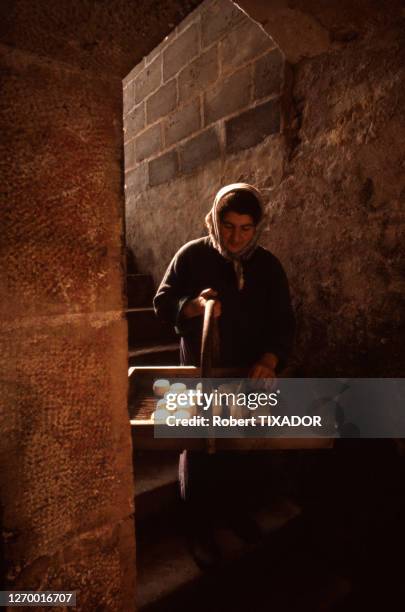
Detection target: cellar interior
<box><xmin>1</xmin><ymin>0</ymin><xmax>405</xmax><ymax>610</ymax></box>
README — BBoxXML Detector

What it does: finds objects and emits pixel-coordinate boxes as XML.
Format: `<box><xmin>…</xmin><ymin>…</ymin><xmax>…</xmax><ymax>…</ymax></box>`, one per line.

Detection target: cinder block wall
<box><xmin>124</xmin><ymin>0</ymin><xmax>286</xmax><ymax>281</ymax></box>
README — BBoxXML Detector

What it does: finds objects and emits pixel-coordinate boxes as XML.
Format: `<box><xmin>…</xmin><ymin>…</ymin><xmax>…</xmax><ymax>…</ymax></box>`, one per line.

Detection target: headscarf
<box><xmin>205</xmin><ymin>183</ymin><xmax>266</xmax><ymax>290</ymax></box>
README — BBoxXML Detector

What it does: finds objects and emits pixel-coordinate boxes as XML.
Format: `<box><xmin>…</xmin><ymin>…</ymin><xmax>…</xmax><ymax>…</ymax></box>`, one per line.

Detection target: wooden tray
<box><xmin>128</xmin><ymin>366</ymin><xmax>334</xmax><ymax>451</ymax></box>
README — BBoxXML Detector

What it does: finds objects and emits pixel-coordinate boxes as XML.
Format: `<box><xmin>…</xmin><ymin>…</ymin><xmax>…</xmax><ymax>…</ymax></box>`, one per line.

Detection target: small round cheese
<box><xmin>180</xmin><ymin>403</ymin><xmax>197</xmax><ymax>418</ymax></box>
<box><xmin>156</xmin><ymin>398</ymin><xmax>167</xmax><ymax>410</ymax></box>
<box><xmin>163</xmin><ymin>391</ymin><xmax>176</xmax><ymax>411</ymax></box>
<box><xmin>153</xmin><ymin>379</ymin><xmax>171</xmax><ymax>397</ymax></box>
<box><xmin>162</xmin><ymin>394</ymin><xmax>178</xmax><ymax>411</ymax></box>
<box><xmin>176</xmin><ymin>408</ymin><xmax>192</xmax><ymax>420</ymax></box>
<box><xmin>170</xmin><ymin>382</ymin><xmax>187</xmax><ymax>394</ymax></box>
<box><xmin>154</xmin><ymin>408</ymin><xmax>170</xmax><ymax>424</ymax></box>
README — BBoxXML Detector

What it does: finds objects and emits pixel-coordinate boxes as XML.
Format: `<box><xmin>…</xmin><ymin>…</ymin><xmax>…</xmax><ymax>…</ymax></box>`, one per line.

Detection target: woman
<box><xmin>154</xmin><ymin>183</ymin><xmax>296</xmax><ymax>568</ymax></box>
<box><xmin>154</xmin><ymin>183</ymin><xmax>295</xmax><ymax>375</ymax></box>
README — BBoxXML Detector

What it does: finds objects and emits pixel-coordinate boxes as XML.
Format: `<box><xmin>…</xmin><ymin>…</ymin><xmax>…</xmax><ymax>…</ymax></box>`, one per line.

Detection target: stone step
<box><xmin>127</xmin><ymin>273</ymin><xmax>155</xmax><ymax>308</ymax></box>
<box><xmin>129</xmin><ymin>342</ymin><xmax>179</xmax><ymax>366</ymax></box>
<box><xmin>127</xmin><ymin>307</ymin><xmax>177</xmax><ymax>347</ymax></box>
<box><xmin>136</xmin><ymin>516</ymin><xmax>201</xmax><ymax>612</ymax></box>
<box><xmin>134</xmin><ymin>450</ymin><xmax>179</xmax><ymax>522</ymax></box>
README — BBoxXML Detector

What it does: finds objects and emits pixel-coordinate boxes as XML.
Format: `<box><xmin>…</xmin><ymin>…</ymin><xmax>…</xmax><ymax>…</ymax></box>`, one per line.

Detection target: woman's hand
<box><xmin>182</xmin><ymin>288</ymin><xmax>222</xmax><ymax>319</ymax></box>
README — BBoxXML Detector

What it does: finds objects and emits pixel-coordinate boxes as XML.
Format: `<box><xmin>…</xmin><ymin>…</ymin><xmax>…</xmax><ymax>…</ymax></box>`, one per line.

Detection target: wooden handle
<box><xmin>200</xmin><ymin>299</ymin><xmax>220</xmax><ymax>454</ymax></box>
<box><xmin>200</xmin><ymin>298</ymin><xmax>217</xmax><ymax>378</ymax></box>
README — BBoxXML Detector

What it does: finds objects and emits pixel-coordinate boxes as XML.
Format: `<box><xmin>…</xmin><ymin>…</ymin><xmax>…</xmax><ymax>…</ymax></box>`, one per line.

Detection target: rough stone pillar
<box><xmin>0</xmin><ymin>41</ymin><xmax>136</xmax><ymax>609</ymax></box>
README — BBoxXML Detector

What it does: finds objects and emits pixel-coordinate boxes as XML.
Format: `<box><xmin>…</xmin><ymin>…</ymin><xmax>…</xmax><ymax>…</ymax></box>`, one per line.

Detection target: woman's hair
<box><xmin>218</xmin><ymin>190</ymin><xmax>262</xmax><ymax>225</ymax></box>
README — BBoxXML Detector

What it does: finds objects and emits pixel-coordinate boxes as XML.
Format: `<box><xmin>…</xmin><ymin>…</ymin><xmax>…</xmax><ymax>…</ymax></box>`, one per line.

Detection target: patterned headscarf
<box><xmin>205</xmin><ymin>183</ymin><xmax>266</xmax><ymax>290</ymax></box>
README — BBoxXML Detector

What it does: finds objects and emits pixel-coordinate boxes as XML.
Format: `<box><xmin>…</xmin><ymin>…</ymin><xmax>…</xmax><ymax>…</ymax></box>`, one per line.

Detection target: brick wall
<box><xmin>123</xmin><ymin>0</ymin><xmax>286</xmax><ymax>281</ymax></box>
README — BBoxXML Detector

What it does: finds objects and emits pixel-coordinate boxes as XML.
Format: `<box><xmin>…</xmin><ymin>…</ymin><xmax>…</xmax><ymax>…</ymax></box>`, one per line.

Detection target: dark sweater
<box><xmin>153</xmin><ymin>237</ymin><xmax>295</xmax><ymax>369</ymax></box>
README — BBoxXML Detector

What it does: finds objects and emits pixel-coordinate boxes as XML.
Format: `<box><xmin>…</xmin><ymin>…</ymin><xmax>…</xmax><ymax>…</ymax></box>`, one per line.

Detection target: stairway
<box><xmin>126</xmin><ymin>267</ymin><xmax>179</xmax><ymax>367</ymax></box>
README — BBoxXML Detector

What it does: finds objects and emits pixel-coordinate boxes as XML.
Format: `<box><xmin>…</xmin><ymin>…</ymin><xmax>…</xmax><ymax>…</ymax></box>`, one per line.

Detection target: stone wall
<box><xmin>237</xmin><ymin>0</ymin><xmax>405</xmax><ymax>377</ymax></box>
<box><xmin>0</xmin><ymin>44</ymin><xmax>135</xmax><ymax>610</ymax></box>
<box><xmin>124</xmin><ymin>0</ymin><xmax>286</xmax><ymax>278</ymax></box>
<box><xmin>124</xmin><ymin>0</ymin><xmax>405</xmax><ymax>377</ymax></box>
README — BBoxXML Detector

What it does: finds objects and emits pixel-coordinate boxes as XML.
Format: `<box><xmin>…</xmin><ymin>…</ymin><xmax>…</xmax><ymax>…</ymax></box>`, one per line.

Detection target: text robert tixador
<box><xmin>165</xmin><ymin>414</ymin><xmax>323</xmax><ymax>427</ymax></box>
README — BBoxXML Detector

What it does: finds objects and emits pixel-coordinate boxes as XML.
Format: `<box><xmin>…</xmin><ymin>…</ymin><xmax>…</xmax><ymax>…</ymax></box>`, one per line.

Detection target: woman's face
<box><xmin>219</xmin><ymin>211</ymin><xmax>256</xmax><ymax>254</ymax></box>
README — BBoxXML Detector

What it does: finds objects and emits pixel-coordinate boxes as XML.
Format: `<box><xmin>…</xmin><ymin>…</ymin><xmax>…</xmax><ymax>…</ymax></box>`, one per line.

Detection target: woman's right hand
<box><xmin>182</xmin><ymin>288</ymin><xmax>222</xmax><ymax>319</ymax></box>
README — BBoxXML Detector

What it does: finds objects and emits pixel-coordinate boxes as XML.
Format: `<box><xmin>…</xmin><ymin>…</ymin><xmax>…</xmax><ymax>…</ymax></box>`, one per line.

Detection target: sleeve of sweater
<box><xmin>153</xmin><ymin>243</ymin><xmax>195</xmax><ymax>335</ymax></box>
<box><xmin>263</xmin><ymin>258</ymin><xmax>296</xmax><ymax>370</ymax></box>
